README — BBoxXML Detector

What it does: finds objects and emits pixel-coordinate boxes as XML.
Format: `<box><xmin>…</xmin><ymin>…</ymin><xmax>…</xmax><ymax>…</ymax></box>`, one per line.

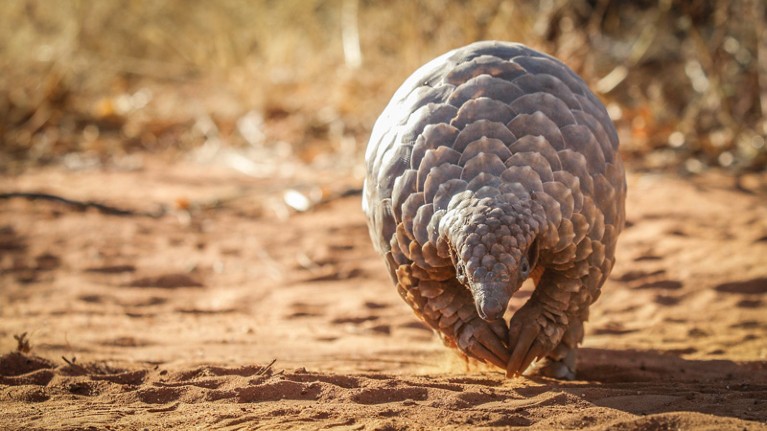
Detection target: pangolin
<box><xmin>363</xmin><ymin>41</ymin><xmax>626</xmax><ymax>379</ymax></box>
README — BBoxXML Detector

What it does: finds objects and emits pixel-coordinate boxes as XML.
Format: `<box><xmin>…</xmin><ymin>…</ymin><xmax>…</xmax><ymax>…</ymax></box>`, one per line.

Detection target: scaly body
<box><xmin>363</xmin><ymin>41</ymin><xmax>626</xmax><ymax>378</ymax></box>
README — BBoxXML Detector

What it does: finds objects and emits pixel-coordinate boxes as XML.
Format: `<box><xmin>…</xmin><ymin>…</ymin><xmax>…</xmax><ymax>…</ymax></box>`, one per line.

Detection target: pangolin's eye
<box><xmin>519</xmin><ymin>257</ymin><xmax>531</xmax><ymax>278</ymax></box>
<box><xmin>519</xmin><ymin>239</ymin><xmax>539</xmax><ymax>280</ymax></box>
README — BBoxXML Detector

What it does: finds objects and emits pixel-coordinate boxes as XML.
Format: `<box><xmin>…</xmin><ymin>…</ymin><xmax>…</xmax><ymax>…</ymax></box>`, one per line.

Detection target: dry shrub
<box><xmin>0</xmin><ymin>0</ymin><xmax>764</xmax><ymax>174</ymax></box>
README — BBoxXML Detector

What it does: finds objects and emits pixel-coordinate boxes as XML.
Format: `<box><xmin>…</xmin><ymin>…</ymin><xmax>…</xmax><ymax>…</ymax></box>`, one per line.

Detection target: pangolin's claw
<box><xmin>474</xmin><ymin>322</ymin><xmax>510</xmax><ymax>362</ymax></box>
<box><xmin>519</xmin><ymin>341</ymin><xmax>545</xmax><ymax>376</ymax></box>
<box><xmin>489</xmin><ymin>318</ymin><xmax>509</xmax><ymax>341</ymax></box>
<box><xmin>506</xmin><ymin>322</ymin><xmax>541</xmax><ymax>376</ymax></box>
<box><xmin>459</xmin><ymin>318</ymin><xmax>510</xmax><ymax>369</ymax></box>
<box><xmin>467</xmin><ymin>339</ymin><xmax>508</xmax><ymax>369</ymax></box>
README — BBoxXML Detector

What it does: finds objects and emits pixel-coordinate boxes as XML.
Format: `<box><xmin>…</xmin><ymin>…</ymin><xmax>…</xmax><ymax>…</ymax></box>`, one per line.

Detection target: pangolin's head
<box><xmin>445</xmin><ymin>196</ymin><xmax>543</xmax><ymax>321</ymax></box>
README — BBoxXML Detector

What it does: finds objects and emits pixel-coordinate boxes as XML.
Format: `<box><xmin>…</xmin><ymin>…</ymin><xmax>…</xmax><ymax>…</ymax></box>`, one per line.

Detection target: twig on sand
<box><xmin>258</xmin><ymin>358</ymin><xmax>278</xmax><ymax>376</ymax></box>
<box><xmin>0</xmin><ymin>192</ymin><xmax>164</xmax><ymax>218</ymax></box>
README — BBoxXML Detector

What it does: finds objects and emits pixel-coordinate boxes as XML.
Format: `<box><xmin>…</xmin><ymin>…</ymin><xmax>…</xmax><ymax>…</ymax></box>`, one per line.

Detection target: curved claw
<box><xmin>506</xmin><ymin>301</ymin><xmax>567</xmax><ymax>377</ymax></box>
<box><xmin>467</xmin><ymin>339</ymin><xmax>508</xmax><ymax>369</ymax></box>
<box><xmin>506</xmin><ymin>322</ymin><xmax>543</xmax><ymax>376</ymax></box>
<box><xmin>489</xmin><ymin>318</ymin><xmax>509</xmax><ymax>341</ymax></box>
<box><xmin>474</xmin><ymin>321</ymin><xmax>509</xmax><ymax>360</ymax></box>
<box><xmin>459</xmin><ymin>319</ymin><xmax>510</xmax><ymax>369</ymax></box>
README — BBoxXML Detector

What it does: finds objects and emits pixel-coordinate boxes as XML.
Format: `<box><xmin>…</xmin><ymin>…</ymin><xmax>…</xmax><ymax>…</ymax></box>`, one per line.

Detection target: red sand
<box><xmin>1</xmin><ymin>162</ymin><xmax>766</xmax><ymax>430</ymax></box>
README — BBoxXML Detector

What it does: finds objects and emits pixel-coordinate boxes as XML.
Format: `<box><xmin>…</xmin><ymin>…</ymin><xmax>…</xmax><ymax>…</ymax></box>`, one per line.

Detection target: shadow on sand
<box><xmin>519</xmin><ymin>348</ymin><xmax>767</xmax><ymax>424</ymax></box>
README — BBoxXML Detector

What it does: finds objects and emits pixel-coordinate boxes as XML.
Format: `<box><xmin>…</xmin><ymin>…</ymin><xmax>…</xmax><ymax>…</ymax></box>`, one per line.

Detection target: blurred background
<box><xmin>1</xmin><ymin>0</ymin><xmax>765</xmax><ymax>178</ymax></box>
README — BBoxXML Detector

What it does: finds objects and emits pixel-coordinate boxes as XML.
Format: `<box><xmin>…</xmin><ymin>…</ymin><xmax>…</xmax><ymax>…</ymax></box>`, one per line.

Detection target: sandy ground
<box><xmin>1</xmin><ymin>161</ymin><xmax>766</xmax><ymax>430</ymax></box>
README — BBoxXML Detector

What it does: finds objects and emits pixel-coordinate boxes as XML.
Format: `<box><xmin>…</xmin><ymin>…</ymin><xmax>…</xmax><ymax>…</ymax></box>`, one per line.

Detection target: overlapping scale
<box><xmin>510</xmin><ymin>92</ymin><xmax>576</xmax><ymax>127</ymax></box>
<box><xmin>454</xmin><ymin>120</ymin><xmax>516</xmax><ymax>151</ymax></box>
<box><xmin>417</xmin><ymin>147</ymin><xmax>461</xmax><ymax>185</ymax></box>
<box><xmin>508</xmin><ymin>112</ymin><xmax>566</xmax><ymax>150</ymax></box>
<box><xmin>448</xmin><ymin>75</ymin><xmax>525</xmax><ymax>107</ymax></box>
<box><xmin>505</xmin><ymin>151</ymin><xmax>554</xmax><ymax>182</ymax></box>
<box><xmin>412</xmin><ymin>123</ymin><xmax>460</xmax><ymax>168</ymax></box>
<box><xmin>451</xmin><ymin>97</ymin><xmax>515</xmax><ymax>129</ymax></box>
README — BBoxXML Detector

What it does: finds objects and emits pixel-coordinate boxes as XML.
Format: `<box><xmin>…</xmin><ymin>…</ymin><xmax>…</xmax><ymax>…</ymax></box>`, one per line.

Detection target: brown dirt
<box><xmin>1</xmin><ymin>162</ymin><xmax>766</xmax><ymax>430</ymax></box>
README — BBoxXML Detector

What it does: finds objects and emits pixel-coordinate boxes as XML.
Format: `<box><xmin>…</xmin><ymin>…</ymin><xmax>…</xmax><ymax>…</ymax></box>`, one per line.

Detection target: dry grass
<box><xmin>1</xmin><ymin>0</ymin><xmax>764</xmax><ymax>174</ymax></box>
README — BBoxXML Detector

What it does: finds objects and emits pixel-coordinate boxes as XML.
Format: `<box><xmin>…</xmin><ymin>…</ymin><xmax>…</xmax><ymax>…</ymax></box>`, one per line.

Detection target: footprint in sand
<box><xmin>715</xmin><ymin>277</ymin><xmax>767</xmax><ymax>308</ymax></box>
<box><xmin>614</xmin><ymin>269</ymin><xmax>683</xmax><ymax>293</ymax></box>
<box><xmin>635</xmin><ymin>280</ymin><xmax>683</xmax><ymax>290</ymax></box>
<box><xmin>124</xmin><ymin>273</ymin><xmax>204</xmax><ymax>288</ymax></box>
<box><xmin>615</xmin><ymin>269</ymin><xmax>666</xmax><ymax>283</ymax></box>
<box><xmin>714</xmin><ymin>277</ymin><xmax>767</xmax><ymax>295</ymax></box>
<box><xmin>286</xmin><ymin>301</ymin><xmax>326</xmax><ymax>318</ymax></box>
<box><xmin>331</xmin><ymin>314</ymin><xmax>392</xmax><ymax>336</ymax></box>
<box><xmin>83</xmin><ymin>264</ymin><xmax>136</xmax><ymax>274</ymax></box>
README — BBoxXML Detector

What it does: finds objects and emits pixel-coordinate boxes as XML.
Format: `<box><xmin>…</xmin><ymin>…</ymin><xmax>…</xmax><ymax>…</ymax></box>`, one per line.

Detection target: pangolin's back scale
<box><xmin>363</xmin><ymin>41</ymin><xmax>626</xmax><ymax>378</ymax></box>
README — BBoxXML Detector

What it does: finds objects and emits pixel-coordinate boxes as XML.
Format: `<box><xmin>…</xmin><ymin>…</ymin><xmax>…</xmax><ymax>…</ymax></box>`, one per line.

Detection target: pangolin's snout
<box><xmin>471</xmin><ymin>282</ymin><xmax>511</xmax><ymax>321</ymax></box>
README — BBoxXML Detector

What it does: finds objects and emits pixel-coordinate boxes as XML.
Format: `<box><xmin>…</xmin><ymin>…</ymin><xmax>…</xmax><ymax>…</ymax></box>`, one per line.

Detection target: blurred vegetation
<box><xmin>1</xmin><ymin>0</ymin><xmax>765</xmax><ymax>175</ymax></box>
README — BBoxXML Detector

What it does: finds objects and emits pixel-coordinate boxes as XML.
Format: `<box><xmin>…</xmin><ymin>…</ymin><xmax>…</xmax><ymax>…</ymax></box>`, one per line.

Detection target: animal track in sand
<box><xmin>653</xmin><ymin>295</ymin><xmax>682</xmax><ymax>306</ymax></box>
<box><xmin>635</xmin><ymin>280</ymin><xmax>683</xmax><ymax>290</ymax></box>
<box><xmin>614</xmin><ymin>268</ymin><xmax>683</xmax><ymax>294</ymax></box>
<box><xmin>286</xmin><ymin>301</ymin><xmax>326</xmax><ymax>318</ymax></box>
<box><xmin>735</xmin><ymin>298</ymin><xmax>763</xmax><ymax>308</ymax></box>
<box><xmin>615</xmin><ymin>269</ymin><xmax>666</xmax><ymax>283</ymax></box>
<box><xmin>330</xmin><ymin>314</ymin><xmax>393</xmax><ymax>336</ymax></box>
<box><xmin>331</xmin><ymin>315</ymin><xmax>380</xmax><ymax>325</ymax></box>
<box><xmin>715</xmin><ymin>277</ymin><xmax>767</xmax><ymax>295</ymax></box>
<box><xmin>124</xmin><ymin>273</ymin><xmax>204</xmax><ymax>289</ymax></box>
<box><xmin>83</xmin><ymin>264</ymin><xmax>136</xmax><ymax>274</ymax></box>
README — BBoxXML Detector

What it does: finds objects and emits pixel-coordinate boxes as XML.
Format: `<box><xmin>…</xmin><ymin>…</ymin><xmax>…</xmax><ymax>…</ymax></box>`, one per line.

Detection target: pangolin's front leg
<box><xmin>505</xmin><ymin>269</ymin><xmax>586</xmax><ymax>378</ymax></box>
<box><xmin>535</xmin><ymin>318</ymin><xmax>583</xmax><ymax>380</ymax></box>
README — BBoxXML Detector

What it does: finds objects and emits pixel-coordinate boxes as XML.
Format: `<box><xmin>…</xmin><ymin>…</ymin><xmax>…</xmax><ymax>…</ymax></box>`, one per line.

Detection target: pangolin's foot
<box><xmin>531</xmin><ymin>344</ymin><xmax>577</xmax><ymax>380</ymax></box>
<box><xmin>505</xmin><ymin>303</ymin><xmax>564</xmax><ymax>377</ymax></box>
<box><xmin>457</xmin><ymin>317</ymin><xmax>510</xmax><ymax>369</ymax></box>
